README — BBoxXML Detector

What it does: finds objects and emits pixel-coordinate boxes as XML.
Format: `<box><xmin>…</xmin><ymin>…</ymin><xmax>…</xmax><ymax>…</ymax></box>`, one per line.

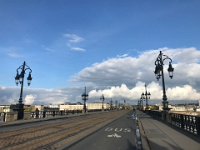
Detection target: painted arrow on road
<box><xmin>107</xmin><ymin>133</ymin><xmax>122</xmax><ymax>138</ymax></box>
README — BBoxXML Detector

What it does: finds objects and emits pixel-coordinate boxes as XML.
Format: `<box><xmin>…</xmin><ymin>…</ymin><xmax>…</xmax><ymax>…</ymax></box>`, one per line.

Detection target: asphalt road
<box><xmin>67</xmin><ymin>111</ymin><xmax>137</xmax><ymax>150</ymax></box>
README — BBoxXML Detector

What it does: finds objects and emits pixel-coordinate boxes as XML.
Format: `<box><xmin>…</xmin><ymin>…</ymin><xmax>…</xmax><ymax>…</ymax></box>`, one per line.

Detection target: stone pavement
<box><xmin>137</xmin><ymin>111</ymin><xmax>200</xmax><ymax>150</ymax></box>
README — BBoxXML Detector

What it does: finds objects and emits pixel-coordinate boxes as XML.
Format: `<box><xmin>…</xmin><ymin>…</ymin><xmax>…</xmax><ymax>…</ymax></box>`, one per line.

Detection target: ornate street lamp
<box><xmin>82</xmin><ymin>86</ymin><xmax>88</xmax><ymax>113</ymax></box>
<box><xmin>154</xmin><ymin>51</ymin><xmax>174</xmax><ymax>111</ymax></box>
<box><xmin>15</xmin><ymin>61</ymin><xmax>32</xmax><ymax>120</ymax></box>
<box><xmin>140</xmin><ymin>94</ymin><xmax>145</xmax><ymax>110</ymax></box>
<box><xmin>142</xmin><ymin>84</ymin><xmax>151</xmax><ymax>108</ymax></box>
<box><xmin>100</xmin><ymin>94</ymin><xmax>105</xmax><ymax>111</ymax></box>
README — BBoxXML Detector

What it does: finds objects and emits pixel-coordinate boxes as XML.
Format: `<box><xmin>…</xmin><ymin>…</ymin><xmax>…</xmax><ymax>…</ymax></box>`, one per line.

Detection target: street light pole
<box><xmin>137</xmin><ymin>100</ymin><xmax>140</xmax><ymax>109</ymax></box>
<box><xmin>142</xmin><ymin>84</ymin><xmax>151</xmax><ymax>108</ymax></box>
<box><xmin>82</xmin><ymin>86</ymin><xmax>88</xmax><ymax>113</ymax></box>
<box><xmin>140</xmin><ymin>94</ymin><xmax>144</xmax><ymax>110</ymax></box>
<box><xmin>154</xmin><ymin>51</ymin><xmax>174</xmax><ymax>111</ymax></box>
<box><xmin>100</xmin><ymin>94</ymin><xmax>105</xmax><ymax>111</ymax></box>
<box><xmin>110</xmin><ymin>99</ymin><xmax>113</xmax><ymax>110</ymax></box>
<box><xmin>15</xmin><ymin>61</ymin><xmax>32</xmax><ymax>120</ymax></box>
<box><xmin>124</xmin><ymin>99</ymin><xmax>126</xmax><ymax>110</ymax></box>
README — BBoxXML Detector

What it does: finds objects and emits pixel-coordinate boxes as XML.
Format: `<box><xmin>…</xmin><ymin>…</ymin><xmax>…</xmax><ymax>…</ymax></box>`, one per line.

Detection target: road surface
<box><xmin>67</xmin><ymin>111</ymin><xmax>137</xmax><ymax>150</ymax></box>
<box><xmin>0</xmin><ymin>111</ymin><xmax>128</xmax><ymax>150</ymax></box>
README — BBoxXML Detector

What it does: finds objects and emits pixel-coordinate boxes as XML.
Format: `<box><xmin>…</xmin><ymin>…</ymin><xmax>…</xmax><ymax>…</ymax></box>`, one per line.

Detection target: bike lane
<box><xmin>67</xmin><ymin>111</ymin><xmax>137</xmax><ymax>150</ymax></box>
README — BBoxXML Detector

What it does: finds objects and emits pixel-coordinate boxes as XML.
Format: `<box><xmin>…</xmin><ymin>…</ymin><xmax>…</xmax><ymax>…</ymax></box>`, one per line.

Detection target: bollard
<box><xmin>53</xmin><ymin>111</ymin><xmax>55</xmax><ymax>117</ymax></box>
<box><xmin>43</xmin><ymin>111</ymin><xmax>46</xmax><ymax>118</ymax></box>
<box><xmin>35</xmin><ymin>108</ymin><xmax>39</xmax><ymax>119</ymax></box>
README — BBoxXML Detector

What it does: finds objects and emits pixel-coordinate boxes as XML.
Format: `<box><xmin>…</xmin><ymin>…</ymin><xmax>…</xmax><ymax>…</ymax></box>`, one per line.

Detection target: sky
<box><xmin>1</xmin><ymin>0</ymin><xmax>200</xmax><ymax>105</ymax></box>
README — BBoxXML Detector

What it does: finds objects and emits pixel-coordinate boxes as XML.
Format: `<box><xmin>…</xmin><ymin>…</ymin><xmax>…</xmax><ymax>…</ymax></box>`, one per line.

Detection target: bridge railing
<box><xmin>145</xmin><ymin>110</ymin><xmax>200</xmax><ymax>137</ymax></box>
<box><xmin>170</xmin><ymin>113</ymin><xmax>200</xmax><ymax>136</ymax></box>
<box><xmin>30</xmin><ymin>109</ymin><xmax>110</xmax><ymax>119</ymax></box>
<box><xmin>31</xmin><ymin>110</ymin><xmax>83</xmax><ymax>119</ymax></box>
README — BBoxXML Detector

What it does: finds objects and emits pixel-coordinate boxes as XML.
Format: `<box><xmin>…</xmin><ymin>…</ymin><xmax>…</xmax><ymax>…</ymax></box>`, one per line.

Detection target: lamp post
<box><xmin>124</xmin><ymin>99</ymin><xmax>126</xmax><ymax>110</ymax></box>
<box><xmin>15</xmin><ymin>61</ymin><xmax>32</xmax><ymax>120</ymax></box>
<box><xmin>154</xmin><ymin>51</ymin><xmax>174</xmax><ymax>111</ymax></box>
<box><xmin>137</xmin><ymin>100</ymin><xmax>141</xmax><ymax>109</ymax></box>
<box><xmin>115</xmin><ymin>100</ymin><xmax>118</xmax><ymax>110</ymax></box>
<box><xmin>141</xmin><ymin>84</ymin><xmax>151</xmax><ymax>109</ymax></box>
<box><xmin>100</xmin><ymin>94</ymin><xmax>105</xmax><ymax>111</ymax></box>
<box><xmin>110</xmin><ymin>99</ymin><xmax>113</xmax><ymax>110</ymax></box>
<box><xmin>81</xmin><ymin>86</ymin><xmax>88</xmax><ymax>113</ymax></box>
<box><xmin>140</xmin><ymin>94</ymin><xmax>144</xmax><ymax>110</ymax></box>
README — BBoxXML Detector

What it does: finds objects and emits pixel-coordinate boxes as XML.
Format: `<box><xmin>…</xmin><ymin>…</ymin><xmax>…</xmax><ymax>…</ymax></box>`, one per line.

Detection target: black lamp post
<box><xmin>140</xmin><ymin>94</ymin><xmax>144</xmax><ymax>110</ymax></box>
<box><xmin>100</xmin><ymin>94</ymin><xmax>105</xmax><ymax>111</ymax></box>
<box><xmin>82</xmin><ymin>86</ymin><xmax>88</xmax><ymax>113</ymax></box>
<box><xmin>110</xmin><ymin>99</ymin><xmax>113</xmax><ymax>110</ymax></box>
<box><xmin>138</xmin><ymin>99</ymin><xmax>142</xmax><ymax>110</ymax></box>
<box><xmin>15</xmin><ymin>61</ymin><xmax>32</xmax><ymax>120</ymax></box>
<box><xmin>124</xmin><ymin>99</ymin><xmax>126</xmax><ymax>110</ymax></box>
<box><xmin>154</xmin><ymin>51</ymin><xmax>174</xmax><ymax>111</ymax></box>
<box><xmin>141</xmin><ymin>84</ymin><xmax>151</xmax><ymax>108</ymax></box>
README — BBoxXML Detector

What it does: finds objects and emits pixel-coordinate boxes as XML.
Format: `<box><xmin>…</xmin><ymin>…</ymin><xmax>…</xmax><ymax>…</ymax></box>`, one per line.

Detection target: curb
<box><xmin>138</xmin><ymin>118</ymin><xmax>151</xmax><ymax>150</ymax></box>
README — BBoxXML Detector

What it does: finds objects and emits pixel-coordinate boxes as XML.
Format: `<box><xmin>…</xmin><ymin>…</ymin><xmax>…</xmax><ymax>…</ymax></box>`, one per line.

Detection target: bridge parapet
<box><xmin>145</xmin><ymin>110</ymin><xmax>200</xmax><ymax>137</ymax></box>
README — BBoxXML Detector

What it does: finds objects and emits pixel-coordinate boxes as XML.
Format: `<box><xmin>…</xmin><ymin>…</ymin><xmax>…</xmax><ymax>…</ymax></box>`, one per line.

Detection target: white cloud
<box><xmin>7</xmin><ymin>48</ymin><xmax>24</xmax><ymax>58</ymax></box>
<box><xmin>73</xmin><ymin>47</ymin><xmax>200</xmax><ymax>101</ymax></box>
<box><xmin>0</xmin><ymin>86</ymin><xmax>83</xmax><ymax>105</ymax></box>
<box><xmin>117</xmin><ymin>54</ymin><xmax>129</xmax><ymax>58</ymax></box>
<box><xmin>89</xmin><ymin>82</ymin><xmax>200</xmax><ymax>101</ymax></box>
<box><xmin>43</xmin><ymin>46</ymin><xmax>55</xmax><ymax>53</ymax></box>
<box><xmin>64</xmin><ymin>33</ymin><xmax>84</xmax><ymax>43</ymax></box>
<box><xmin>64</xmin><ymin>33</ymin><xmax>86</xmax><ymax>52</ymax></box>
<box><xmin>167</xmin><ymin>85</ymin><xmax>200</xmax><ymax>100</ymax></box>
<box><xmin>71</xmin><ymin>47</ymin><xmax>86</xmax><ymax>52</ymax></box>
<box><xmin>24</xmin><ymin>94</ymin><xmax>36</xmax><ymax>105</ymax></box>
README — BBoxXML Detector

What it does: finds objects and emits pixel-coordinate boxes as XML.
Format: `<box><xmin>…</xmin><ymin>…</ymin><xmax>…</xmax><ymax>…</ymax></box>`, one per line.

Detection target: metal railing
<box><xmin>31</xmin><ymin>110</ymin><xmax>83</xmax><ymax>119</ymax></box>
<box><xmin>145</xmin><ymin>110</ymin><xmax>200</xmax><ymax>137</ymax></box>
<box><xmin>170</xmin><ymin>113</ymin><xmax>200</xmax><ymax>136</ymax></box>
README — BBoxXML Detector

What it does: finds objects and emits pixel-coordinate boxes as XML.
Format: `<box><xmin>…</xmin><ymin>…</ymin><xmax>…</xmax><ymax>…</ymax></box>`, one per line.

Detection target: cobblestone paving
<box><xmin>0</xmin><ymin>111</ymin><xmax>128</xmax><ymax>150</ymax></box>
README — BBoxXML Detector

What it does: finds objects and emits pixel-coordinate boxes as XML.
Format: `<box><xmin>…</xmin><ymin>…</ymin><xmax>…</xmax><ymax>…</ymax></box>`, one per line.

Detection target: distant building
<box><xmin>59</xmin><ymin>103</ymin><xmax>83</xmax><ymax>111</ymax></box>
<box><xmin>0</xmin><ymin>105</ymin><xmax>12</xmax><ymax>113</ymax></box>
<box><xmin>87</xmin><ymin>102</ymin><xmax>110</xmax><ymax>111</ymax></box>
<box><xmin>34</xmin><ymin>105</ymin><xmax>45</xmax><ymax>111</ymax></box>
<box><xmin>169</xmin><ymin>104</ymin><xmax>196</xmax><ymax>112</ymax></box>
<box><xmin>49</xmin><ymin>104</ymin><xmax>59</xmax><ymax>109</ymax></box>
<box><xmin>59</xmin><ymin>102</ymin><xmax>110</xmax><ymax>111</ymax></box>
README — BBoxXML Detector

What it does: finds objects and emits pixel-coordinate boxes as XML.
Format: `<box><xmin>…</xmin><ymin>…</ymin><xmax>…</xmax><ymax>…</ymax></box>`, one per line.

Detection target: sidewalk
<box><xmin>137</xmin><ymin>111</ymin><xmax>200</xmax><ymax>150</ymax></box>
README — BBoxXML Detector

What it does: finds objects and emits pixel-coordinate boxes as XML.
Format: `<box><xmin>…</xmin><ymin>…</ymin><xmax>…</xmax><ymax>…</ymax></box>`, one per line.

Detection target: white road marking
<box><xmin>105</xmin><ymin>127</ymin><xmax>131</xmax><ymax>133</ymax></box>
<box><xmin>114</xmin><ymin>128</ymin><xmax>123</xmax><ymax>132</ymax></box>
<box><xmin>105</xmin><ymin>127</ymin><xmax>113</xmax><ymax>132</ymax></box>
<box><xmin>123</xmin><ymin>128</ymin><xmax>131</xmax><ymax>132</ymax></box>
<box><xmin>107</xmin><ymin>133</ymin><xmax>122</xmax><ymax>138</ymax></box>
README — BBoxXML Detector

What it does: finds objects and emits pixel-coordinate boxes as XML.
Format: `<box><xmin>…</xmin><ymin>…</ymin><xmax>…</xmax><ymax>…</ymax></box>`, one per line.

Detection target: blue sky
<box><xmin>1</xmin><ymin>0</ymin><xmax>200</xmax><ymax>104</ymax></box>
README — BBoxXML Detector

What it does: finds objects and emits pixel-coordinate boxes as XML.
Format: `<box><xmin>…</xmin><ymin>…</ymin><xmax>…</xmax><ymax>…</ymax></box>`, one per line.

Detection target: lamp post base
<box><xmin>15</xmin><ymin>103</ymin><xmax>24</xmax><ymax>120</ymax></box>
<box><xmin>162</xmin><ymin>100</ymin><xmax>169</xmax><ymax>111</ymax></box>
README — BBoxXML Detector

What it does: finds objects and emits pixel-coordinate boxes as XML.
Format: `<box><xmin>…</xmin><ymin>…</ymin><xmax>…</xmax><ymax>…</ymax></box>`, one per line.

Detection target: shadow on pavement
<box><xmin>149</xmin><ymin>140</ymin><xmax>183</xmax><ymax>150</ymax></box>
<box><xmin>126</xmin><ymin>139</ymin><xmax>136</xmax><ymax>150</ymax></box>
